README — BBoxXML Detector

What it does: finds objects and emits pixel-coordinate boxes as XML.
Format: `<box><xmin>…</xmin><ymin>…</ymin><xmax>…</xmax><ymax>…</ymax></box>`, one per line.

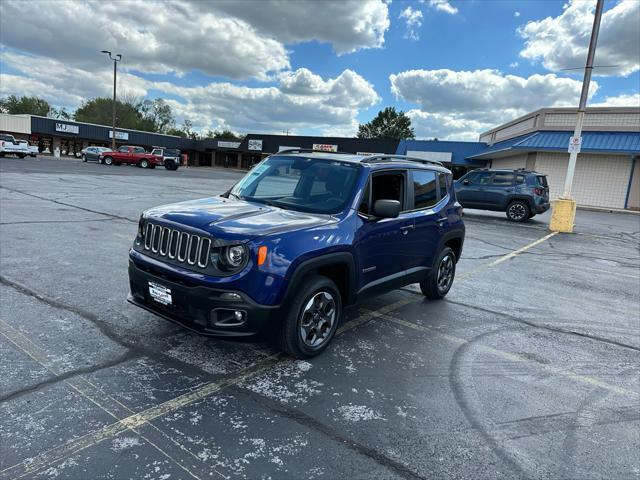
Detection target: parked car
<box><xmin>454</xmin><ymin>168</ymin><xmax>550</xmax><ymax>221</ymax></box>
<box><xmin>82</xmin><ymin>146</ymin><xmax>111</xmax><ymax>162</ymax></box>
<box><xmin>128</xmin><ymin>150</ymin><xmax>465</xmax><ymax>358</ymax></box>
<box><xmin>99</xmin><ymin>146</ymin><xmax>162</xmax><ymax>168</ymax></box>
<box><xmin>0</xmin><ymin>134</ymin><xmax>29</xmax><ymax>158</ymax></box>
<box><xmin>16</xmin><ymin>140</ymin><xmax>38</xmax><ymax>157</ymax></box>
<box><xmin>150</xmin><ymin>147</ymin><xmax>181</xmax><ymax>170</ymax></box>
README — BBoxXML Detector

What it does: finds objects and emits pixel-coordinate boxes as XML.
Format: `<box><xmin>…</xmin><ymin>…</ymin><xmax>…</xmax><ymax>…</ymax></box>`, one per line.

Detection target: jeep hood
<box><xmin>145</xmin><ymin>196</ymin><xmax>336</xmax><ymax>240</ymax></box>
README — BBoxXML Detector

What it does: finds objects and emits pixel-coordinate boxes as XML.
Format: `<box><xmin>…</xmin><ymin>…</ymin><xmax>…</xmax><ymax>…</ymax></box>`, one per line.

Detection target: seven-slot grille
<box><xmin>143</xmin><ymin>223</ymin><xmax>211</xmax><ymax>268</ymax></box>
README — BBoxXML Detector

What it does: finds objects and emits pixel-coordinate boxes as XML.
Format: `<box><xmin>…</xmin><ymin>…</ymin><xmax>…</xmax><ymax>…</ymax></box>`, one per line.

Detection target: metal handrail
<box><xmin>361</xmin><ymin>154</ymin><xmax>443</xmax><ymax>166</ymax></box>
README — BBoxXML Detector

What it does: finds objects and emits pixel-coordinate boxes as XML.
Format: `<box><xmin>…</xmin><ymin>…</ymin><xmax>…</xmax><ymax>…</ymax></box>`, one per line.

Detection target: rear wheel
<box><xmin>103</xmin><ymin>156</ymin><xmax>113</xmax><ymax>166</ymax></box>
<box><xmin>18</xmin><ymin>154</ymin><xmax>25</xmax><ymax>158</ymax></box>
<box><xmin>506</xmin><ymin>200</ymin><xmax>530</xmax><ymax>222</ymax></box>
<box><xmin>420</xmin><ymin>247</ymin><xmax>456</xmax><ymax>300</ymax></box>
<box><xmin>165</xmin><ymin>161</ymin><xmax>178</xmax><ymax>171</ymax></box>
<box><xmin>278</xmin><ymin>275</ymin><xmax>341</xmax><ymax>359</ymax></box>
<box><xmin>82</xmin><ymin>155</ymin><xmax>87</xmax><ymax>162</ymax></box>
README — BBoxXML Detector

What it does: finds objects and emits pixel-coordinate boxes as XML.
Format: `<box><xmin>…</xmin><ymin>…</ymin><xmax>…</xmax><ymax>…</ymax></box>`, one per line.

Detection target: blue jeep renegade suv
<box><xmin>128</xmin><ymin>150</ymin><xmax>465</xmax><ymax>358</ymax></box>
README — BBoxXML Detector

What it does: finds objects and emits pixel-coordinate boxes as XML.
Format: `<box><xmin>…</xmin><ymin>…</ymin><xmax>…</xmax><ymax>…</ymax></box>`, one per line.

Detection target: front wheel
<box><xmin>18</xmin><ymin>154</ymin><xmax>25</xmax><ymax>158</ymax></box>
<box><xmin>82</xmin><ymin>155</ymin><xmax>87</xmax><ymax>162</ymax></box>
<box><xmin>420</xmin><ymin>247</ymin><xmax>456</xmax><ymax>300</ymax></box>
<box><xmin>278</xmin><ymin>275</ymin><xmax>341</xmax><ymax>359</ymax></box>
<box><xmin>139</xmin><ymin>159</ymin><xmax>149</xmax><ymax>168</ymax></box>
<box><xmin>506</xmin><ymin>200</ymin><xmax>530</xmax><ymax>222</ymax></box>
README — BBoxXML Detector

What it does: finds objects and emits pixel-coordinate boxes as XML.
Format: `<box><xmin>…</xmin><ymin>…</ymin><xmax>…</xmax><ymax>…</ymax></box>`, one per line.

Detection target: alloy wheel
<box><xmin>508</xmin><ymin>203</ymin><xmax>526</xmax><ymax>221</ymax></box>
<box><xmin>299</xmin><ymin>291</ymin><xmax>336</xmax><ymax>348</ymax></box>
<box><xmin>437</xmin><ymin>254</ymin><xmax>454</xmax><ymax>293</ymax></box>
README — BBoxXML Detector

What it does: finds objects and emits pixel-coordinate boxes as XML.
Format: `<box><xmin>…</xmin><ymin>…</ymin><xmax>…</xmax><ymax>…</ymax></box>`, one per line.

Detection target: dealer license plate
<box><xmin>148</xmin><ymin>282</ymin><xmax>172</xmax><ymax>306</ymax></box>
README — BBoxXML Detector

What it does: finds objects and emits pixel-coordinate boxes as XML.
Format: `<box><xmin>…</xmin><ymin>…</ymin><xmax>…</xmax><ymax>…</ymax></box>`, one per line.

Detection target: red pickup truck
<box><xmin>99</xmin><ymin>146</ymin><xmax>162</xmax><ymax>168</ymax></box>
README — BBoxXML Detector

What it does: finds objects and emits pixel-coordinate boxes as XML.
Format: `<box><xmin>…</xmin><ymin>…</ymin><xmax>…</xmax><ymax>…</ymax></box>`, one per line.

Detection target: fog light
<box><xmin>234</xmin><ymin>311</ymin><xmax>243</xmax><ymax>322</ymax></box>
<box><xmin>220</xmin><ymin>292</ymin><xmax>242</xmax><ymax>301</ymax></box>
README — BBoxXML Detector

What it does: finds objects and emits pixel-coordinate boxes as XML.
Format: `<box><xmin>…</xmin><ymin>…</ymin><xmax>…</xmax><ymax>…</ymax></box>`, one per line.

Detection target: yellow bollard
<box><xmin>549</xmin><ymin>198</ymin><xmax>577</xmax><ymax>233</ymax></box>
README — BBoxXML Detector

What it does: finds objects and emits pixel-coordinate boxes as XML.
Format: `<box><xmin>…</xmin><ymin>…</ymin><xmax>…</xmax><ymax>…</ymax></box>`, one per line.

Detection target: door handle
<box><xmin>400</xmin><ymin>225</ymin><xmax>414</xmax><ymax>235</ymax></box>
<box><xmin>436</xmin><ymin>217</ymin><xmax>447</xmax><ymax>224</ymax></box>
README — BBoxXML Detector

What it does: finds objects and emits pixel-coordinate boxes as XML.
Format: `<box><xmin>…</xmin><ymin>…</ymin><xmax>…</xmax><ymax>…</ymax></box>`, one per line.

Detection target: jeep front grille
<box><xmin>143</xmin><ymin>223</ymin><xmax>211</xmax><ymax>268</ymax></box>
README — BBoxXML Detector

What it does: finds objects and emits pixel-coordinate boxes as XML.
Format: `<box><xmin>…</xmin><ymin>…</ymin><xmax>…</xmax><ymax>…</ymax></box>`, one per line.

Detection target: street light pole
<box><xmin>549</xmin><ymin>0</ymin><xmax>603</xmax><ymax>233</ymax></box>
<box><xmin>101</xmin><ymin>51</ymin><xmax>122</xmax><ymax>151</ymax></box>
<box><xmin>562</xmin><ymin>0</ymin><xmax>604</xmax><ymax>198</ymax></box>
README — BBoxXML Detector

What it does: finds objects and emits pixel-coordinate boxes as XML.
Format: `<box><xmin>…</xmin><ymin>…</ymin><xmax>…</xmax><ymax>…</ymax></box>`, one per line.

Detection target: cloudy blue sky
<box><xmin>0</xmin><ymin>0</ymin><xmax>638</xmax><ymax>140</ymax></box>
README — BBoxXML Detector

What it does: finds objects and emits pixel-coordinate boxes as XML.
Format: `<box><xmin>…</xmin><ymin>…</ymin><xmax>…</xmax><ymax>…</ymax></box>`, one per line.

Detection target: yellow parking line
<box><xmin>382</xmin><ymin>315</ymin><xmax>639</xmax><ymax>398</ymax></box>
<box><xmin>0</xmin><ymin>231</ymin><xmax>561</xmax><ymax>478</ymax></box>
<box><xmin>457</xmin><ymin>231</ymin><xmax>558</xmax><ymax>280</ymax></box>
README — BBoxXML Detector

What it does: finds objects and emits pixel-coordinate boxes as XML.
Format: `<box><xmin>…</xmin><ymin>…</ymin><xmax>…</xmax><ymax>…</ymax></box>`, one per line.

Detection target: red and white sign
<box><xmin>312</xmin><ymin>143</ymin><xmax>338</xmax><ymax>152</ymax></box>
<box><xmin>568</xmin><ymin>136</ymin><xmax>582</xmax><ymax>154</ymax></box>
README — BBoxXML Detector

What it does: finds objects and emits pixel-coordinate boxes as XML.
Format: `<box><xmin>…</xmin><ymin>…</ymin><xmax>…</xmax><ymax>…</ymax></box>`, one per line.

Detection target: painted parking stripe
<box><xmin>0</xmin><ymin>231</ymin><xmax>561</xmax><ymax>478</ymax></box>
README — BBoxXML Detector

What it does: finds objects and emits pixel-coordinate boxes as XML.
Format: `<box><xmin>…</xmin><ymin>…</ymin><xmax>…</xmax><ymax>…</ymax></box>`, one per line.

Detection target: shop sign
<box><xmin>109</xmin><ymin>131</ymin><xmax>130</xmax><ymax>140</ymax></box>
<box><xmin>55</xmin><ymin>123</ymin><xmax>79</xmax><ymax>134</ymax></box>
<box><xmin>218</xmin><ymin>140</ymin><xmax>241</xmax><ymax>148</ymax></box>
<box><xmin>312</xmin><ymin>143</ymin><xmax>338</xmax><ymax>152</ymax></box>
<box><xmin>356</xmin><ymin>152</ymin><xmax>382</xmax><ymax>156</ymax></box>
<box><xmin>248</xmin><ymin>139</ymin><xmax>263</xmax><ymax>151</ymax></box>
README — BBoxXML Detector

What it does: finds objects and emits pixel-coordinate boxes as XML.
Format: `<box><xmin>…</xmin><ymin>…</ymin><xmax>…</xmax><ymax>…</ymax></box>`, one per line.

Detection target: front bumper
<box><xmin>128</xmin><ymin>259</ymin><xmax>279</xmax><ymax>336</ymax></box>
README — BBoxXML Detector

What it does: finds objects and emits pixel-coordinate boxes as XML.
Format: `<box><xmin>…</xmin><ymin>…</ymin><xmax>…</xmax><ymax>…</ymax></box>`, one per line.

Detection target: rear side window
<box><xmin>536</xmin><ymin>176</ymin><xmax>548</xmax><ymax>187</ymax></box>
<box><xmin>438</xmin><ymin>173</ymin><xmax>448</xmax><ymax>199</ymax></box>
<box><xmin>118</xmin><ymin>146</ymin><xmax>129</xmax><ymax>153</ymax></box>
<box><xmin>492</xmin><ymin>172</ymin><xmax>514</xmax><ymax>186</ymax></box>
<box><xmin>412</xmin><ymin>170</ymin><xmax>438</xmax><ymax>210</ymax></box>
<box><xmin>515</xmin><ymin>174</ymin><xmax>526</xmax><ymax>184</ymax></box>
<box><xmin>134</xmin><ymin>147</ymin><xmax>146</xmax><ymax>154</ymax></box>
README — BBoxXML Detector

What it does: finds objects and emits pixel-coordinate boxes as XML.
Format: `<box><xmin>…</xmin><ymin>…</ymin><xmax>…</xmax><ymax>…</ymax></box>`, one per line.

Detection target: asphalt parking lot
<box><xmin>1</xmin><ymin>156</ymin><xmax>639</xmax><ymax>480</ymax></box>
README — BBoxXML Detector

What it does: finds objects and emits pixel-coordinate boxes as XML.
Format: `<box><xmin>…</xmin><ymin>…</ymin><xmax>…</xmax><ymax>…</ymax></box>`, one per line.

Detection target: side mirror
<box><xmin>462</xmin><ymin>179</ymin><xmax>470</xmax><ymax>185</ymax></box>
<box><xmin>373</xmin><ymin>199</ymin><xmax>401</xmax><ymax>219</ymax></box>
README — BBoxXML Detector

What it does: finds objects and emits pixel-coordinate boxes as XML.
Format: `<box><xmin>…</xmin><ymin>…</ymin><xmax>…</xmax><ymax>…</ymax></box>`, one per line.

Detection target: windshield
<box><xmin>229</xmin><ymin>156</ymin><xmax>361</xmax><ymax>214</ymax></box>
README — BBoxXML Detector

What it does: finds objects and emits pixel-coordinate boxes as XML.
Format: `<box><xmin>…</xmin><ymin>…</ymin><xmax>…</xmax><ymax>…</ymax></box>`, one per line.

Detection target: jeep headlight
<box><xmin>218</xmin><ymin>244</ymin><xmax>248</xmax><ymax>271</ymax></box>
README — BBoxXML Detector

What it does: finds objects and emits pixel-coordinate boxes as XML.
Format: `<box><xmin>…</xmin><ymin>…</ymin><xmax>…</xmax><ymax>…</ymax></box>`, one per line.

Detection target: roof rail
<box><xmin>276</xmin><ymin>148</ymin><xmax>353</xmax><ymax>155</ymax></box>
<box><xmin>361</xmin><ymin>154</ymin><xmax>443</xmax><ymax>166</ymax></box>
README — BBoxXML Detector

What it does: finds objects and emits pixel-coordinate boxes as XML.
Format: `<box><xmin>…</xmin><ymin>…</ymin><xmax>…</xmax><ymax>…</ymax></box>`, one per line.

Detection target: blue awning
<box><xmin>470</xmin><ymin>131</ymin><xmax>640</xmax><ymax>159</ymax></box>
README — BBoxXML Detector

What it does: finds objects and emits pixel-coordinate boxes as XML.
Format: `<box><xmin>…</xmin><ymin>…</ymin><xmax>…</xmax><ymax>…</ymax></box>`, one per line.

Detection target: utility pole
<box><xmin>101</xmin><ymin>51</ymin><xmax>122</xmax><ymax>151</ymax></box>
<box><xmin>550</xmin><ymin>0</ymin><xmax>603</xmax><ymax>233</ymax></box>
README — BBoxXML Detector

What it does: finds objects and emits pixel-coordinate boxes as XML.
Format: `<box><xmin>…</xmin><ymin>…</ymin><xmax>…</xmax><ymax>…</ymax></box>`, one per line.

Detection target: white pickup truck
<box><xmin>17</xmin><ymin>139</ymin><xmax>39</xmax><ymax>157</ymax></box>
<box><xmin>0</xmin><ymin>133</ymin><xmax>30</xmax><ymax>158</ymax></box>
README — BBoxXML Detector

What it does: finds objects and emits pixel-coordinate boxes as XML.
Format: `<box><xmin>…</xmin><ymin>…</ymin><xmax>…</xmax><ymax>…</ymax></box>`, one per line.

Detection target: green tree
<box><xmin>357</xmin><ymin>107</ymin><xmax>415</xmax><ymax>140</ymax></box>
<box><xmin>141</xmin><ymin>98</ymin><xmax>176</xmax><ymax>133</ymax></box>
<box><xmin>0</xmin><ymin>95</ymin><xmax>52</xmax><ymax>116</ymax></box>
<box><xmin>74</xmin><ymin>97</ymin><xmax>156</xmax><ymax>132</ymax></box>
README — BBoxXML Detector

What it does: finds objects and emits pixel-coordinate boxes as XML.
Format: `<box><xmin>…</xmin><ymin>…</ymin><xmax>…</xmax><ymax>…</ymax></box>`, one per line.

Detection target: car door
<box><xmin>86</xmin><ymin>147</ymin><xmax>97</xmax><ymax>161</ymax></box>
<box><xmin>483</xmin><ymin>172</ymin><xmax>515</xmax><ymax>209</ymax></box>
<box><xmin>404</xmin><ymin>169</ymin><xmax>446</xmax><ymax>272</ymax></box>
<box><xmin>354</xmin><ymin>170</ymin><xmax>414</xmax><ymax>295</ymax></box>
<box><xmin>462</xmin><ymin>171</ymin><xmax>492</xmax><ymax>207</ymax></box>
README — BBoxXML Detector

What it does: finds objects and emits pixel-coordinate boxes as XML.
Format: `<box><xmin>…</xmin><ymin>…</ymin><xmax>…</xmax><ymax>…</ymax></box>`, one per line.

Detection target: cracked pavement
<box><xmin>1</xmin><ymin>156</ymin><xmax>639</xmax><ymax>479</ymax></box>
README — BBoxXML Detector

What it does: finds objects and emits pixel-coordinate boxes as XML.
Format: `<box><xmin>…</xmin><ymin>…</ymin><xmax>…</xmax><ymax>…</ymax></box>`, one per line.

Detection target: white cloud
<box><xmin>514</xmin><ymin>11</ymin><xmax>521</xmax><ymax>17</ymax></box>
<box><xmin>0</xmin><ymin>0</ymin><xmax>391</xmax><ymax>81</ymax></box>
<box><xmin>399</xmin><ymin>7</ymin><xmax>424</xmax><ymax>41</ymax></box>
<box><xmin>211</xmin><ymin>0</ymin><xmax>390</xmax><ymax>54</ymax></box>
<box><xmin>424</xmin><ymin>0</ymin><xmax>458</xmax><ymax>15</ymax></box>
<box><xmin>0</xmin><ymin>1</ymin><xmax>289</xmax><ymax>80</ymax></box>
<box><xmin>518</xmin><ymin>0</ymin><xmax>640</xmax><ymax>76</ymax></box>
<box><xmin>592</xmin><ymin>93</ymin><xmax>640</xmax><ymax>107</ymax></box>
<box><xmin>0</xmin><ymin>52</ymin><xmax>380</xmax><ymax>135</ymax></box>
<box><xmin>510</xmin><ymin>61</ymin><xmax>519</xmax><ymax>68</ymax></box>
<box><xmin>390</xmin><ymin>68</ymin><xmax>592</xmax><ymax>139</ymax></box>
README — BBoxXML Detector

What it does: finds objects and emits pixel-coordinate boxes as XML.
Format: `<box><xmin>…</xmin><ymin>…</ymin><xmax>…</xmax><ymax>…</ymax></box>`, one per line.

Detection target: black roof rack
<box><xmin>361</xmin><ymin>154</ymin><xmax>443</xmax><ymax>166</ymax></box>
<box><xmin>276</xmin><ymin>148</ymin><xmax>353</xmax><ymax>155</ymax></box>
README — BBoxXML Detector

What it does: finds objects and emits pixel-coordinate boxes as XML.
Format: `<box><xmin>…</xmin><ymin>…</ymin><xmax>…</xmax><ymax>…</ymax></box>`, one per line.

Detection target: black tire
<box><xmin>139</xmin><ymin>159</ymin><xmax>149</xmax><ymax>168</ymax></box>
<box><xmin>18</xmin><ymin>154</ymin><xmax>25</xmax><ymax>158</ymax></box>
<box><xmin>82</xmin><ymin>155</ymin><xmax>87</xmax><ymax>162</ymax></box>
<box><xmin>165</xmin><ymin>161</ymin><xmax>178</xmax><ymax>171</ymax></box>
<box><xmin>420</xmin><ymin>247</ymin><xmax>456</xmax><ymax>300</ymax></box>
<box><xmin>506</xmin><ymin>200</ymin><xmax>530</xmax><ymax>222</ymax></box>
<box><xmin>278</xmin><ymin>275</ymin><xmax>342</xmax><ymax>359</ymax></box>
<box><xmin>104</xmin><ymin>156</ymin><xmax>113</xmax><ymax>166</ymax></box>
